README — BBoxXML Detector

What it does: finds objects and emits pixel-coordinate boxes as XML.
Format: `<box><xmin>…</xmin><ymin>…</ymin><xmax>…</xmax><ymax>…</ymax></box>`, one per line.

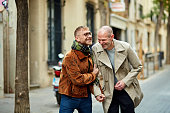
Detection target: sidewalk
<box><xmin>0</xmin><ymin>83</ymin><xmax>103</xmax><ymax>113</ymax></box>
<box><xmin>0</xmin><ymin>86</ymin><xmax>103</xmax><ymax>113</ymax></box>
<box><xmin>0</xmin><ymin>86</ymin><xmax>59</xmax><ymax>113</ymax></box>
<box><xmin>136</xmin><ymin>65</ymin><xmax>170</xmax><ymax>113</ymax></box>
<box><xmin>0</xmin><ymin>65</ymin><xmax>170</xmax><ymax>113</ymax></box>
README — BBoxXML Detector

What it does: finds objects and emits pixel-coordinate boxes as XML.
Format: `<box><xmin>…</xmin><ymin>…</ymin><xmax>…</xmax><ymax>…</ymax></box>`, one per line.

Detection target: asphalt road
<box><xmin>136</xmin><ymin>65</ymin><xmax>170</xmax><ymax>113</ymax></box>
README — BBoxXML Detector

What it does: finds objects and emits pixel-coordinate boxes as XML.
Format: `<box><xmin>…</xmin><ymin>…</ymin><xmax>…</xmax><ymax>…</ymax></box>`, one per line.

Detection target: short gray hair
<box><xmin>98</xmin><ymin>26</ymin><xmax>113</xmax><ymax>37</ymax></box>
<box><xmin>74</xmin><ymin>26</ymin><xmax>89</xmax><ymax>37</ymax></box>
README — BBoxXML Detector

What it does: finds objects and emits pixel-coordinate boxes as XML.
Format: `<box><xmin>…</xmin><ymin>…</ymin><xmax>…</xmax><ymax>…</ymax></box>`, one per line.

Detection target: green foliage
<box><xmin>143</xmin><ymin>0</ymin><xmax>170</xmax><ymax>20</ymax></box>
<box><xmin>98</xmin><ymin>0</ymin><xmax>108</xmax><ymax>8</ymax></box>
<box><xmin>164</xmin><ymin>0</ymin><xmax>170</xmax><ymax>12</ymax></box>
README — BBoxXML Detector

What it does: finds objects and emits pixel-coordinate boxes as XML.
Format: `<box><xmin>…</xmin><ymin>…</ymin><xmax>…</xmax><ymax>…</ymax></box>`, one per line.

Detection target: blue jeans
<box><xmin>59</xmin><ymin>94</ymin><xmax>92</xmax><ymax>113</ymax></box>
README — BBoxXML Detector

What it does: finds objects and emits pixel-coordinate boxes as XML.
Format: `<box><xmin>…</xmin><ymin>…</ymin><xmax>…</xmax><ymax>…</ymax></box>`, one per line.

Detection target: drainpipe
<box><xmin>3</xmin><ymin>9</ymin><xmax>10</xmax><ymax>93</ymax></box>
<box><xmin>0</xmin><ymin>12</ymin><xmax>4</xmax><ymax>97</ymax></box>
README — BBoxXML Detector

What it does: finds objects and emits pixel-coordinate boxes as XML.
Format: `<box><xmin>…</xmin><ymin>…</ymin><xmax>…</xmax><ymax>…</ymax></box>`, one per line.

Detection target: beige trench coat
<box><xmin>92</xmin><ymin>39</ymin><xmax>143</xmax><ymax>113</ymax></box>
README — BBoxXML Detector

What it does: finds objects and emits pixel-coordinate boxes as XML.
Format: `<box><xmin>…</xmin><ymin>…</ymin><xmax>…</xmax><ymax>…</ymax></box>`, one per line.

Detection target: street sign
<box><xmin>0</xmin><ymin>0</ymin><xmax>8</xmax><ymax>12</ymax></box>
<box><xmin>110</xmin><ymin>2</ymin><xmax>125</xmax><ymax>12</ymax></box>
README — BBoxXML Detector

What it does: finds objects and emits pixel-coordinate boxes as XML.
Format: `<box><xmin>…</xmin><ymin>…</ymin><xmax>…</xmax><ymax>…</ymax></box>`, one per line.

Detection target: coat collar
<box><xmin>96</xmin><ymin>39</ymin><xmax>125</xmax><ymax>53</ymax></box>
<box><xmin>73</xmin><ymin>50</ymin><xmax>93</xmax><ymax>65</ymax></box>
<box><xmin>72</xmin><ymin>50</ymin><xmax>89</xmax><ymax>60</ymax></box>
<box><xmin>96</xmin><ymin>39</ymin><xmax>126</xmax><ymax>73</ymax></box>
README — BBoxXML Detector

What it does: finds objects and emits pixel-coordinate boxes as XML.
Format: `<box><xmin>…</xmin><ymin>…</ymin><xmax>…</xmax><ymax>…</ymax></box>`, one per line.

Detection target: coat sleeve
<box><xmin>64</xmin><ymin>54</ymin><xmax>96</xmax><ymax>86</ymax></box>
<box><xmin>122</xmin><ymin>44</ymin><xmax>143</xmax><ymax>87</ymax></box>
<box><xmin>92</xmin><ymin>46</ymin><xmax>103</xmax><ymax>96</ymax></box>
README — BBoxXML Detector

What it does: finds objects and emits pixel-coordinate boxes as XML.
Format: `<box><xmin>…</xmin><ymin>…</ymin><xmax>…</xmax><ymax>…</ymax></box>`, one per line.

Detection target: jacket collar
<box><xmin>97</xmin><ymin>39</ymin><xmax>125</xmax><ymax>53</ymax></box>
<box><xmin>72</xmin><ymin>50</ymin><xmax>89</xmax><ymax>60</ymax></box>
<box><xmin>96</xmin><ymin>39</ymin><xmax>126</xmax><ymax>73</ymax></box>
<box><xmin>73</xmin><ymin>50</ymin><xmax>93</xmax><ymax>65</ymax></box>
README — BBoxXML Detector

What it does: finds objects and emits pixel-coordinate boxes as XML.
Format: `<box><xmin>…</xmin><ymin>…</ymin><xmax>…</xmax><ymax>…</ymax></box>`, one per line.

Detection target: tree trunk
<box><xmin>154</xmin><ymin>1</ymin><xmax>164</xmax><ymax>69</ymax></box>
<box><xmin>15</xmin><ymin>0</ymin><xmax>30</xmax><ymax>113</ymax></box>
<box><xmin>166</xmin><ymin>12</ymin><xmax>170</xmax><ymax>64</ymax></box>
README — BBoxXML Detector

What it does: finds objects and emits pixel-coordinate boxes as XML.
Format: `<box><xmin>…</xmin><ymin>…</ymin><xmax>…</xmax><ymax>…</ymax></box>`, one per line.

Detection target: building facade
<box><xmin>110</xmin><ymin>0</ymin><xmax>167</xmax><ymax>70</ymax></box>
<box><xmin>1</xmin><ymin>0</ymin><xmax>102</xmax><ymax>97</ymax></box>
<box><xmin>28</xmin><ymin>0</ymin><xmax>101</xmax><ymax>89</ymax></box>
<box><xmin>0</xmin><ymin>0</ymin><xmax>167</xmax><ymax>97</ymax></box>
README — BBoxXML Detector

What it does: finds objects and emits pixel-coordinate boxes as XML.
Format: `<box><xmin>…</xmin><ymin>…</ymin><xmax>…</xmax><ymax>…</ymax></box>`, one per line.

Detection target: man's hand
<box><xmin>93</xmin><ymin>64</ymin><xmax>99</xmax><ymax>76</ymax></box>
<box><xmin>114</xmin><ymin>80</ymin><xmax>126</xmax><ymax>90</ymax></box>
<box><xmin>95</xmin><ymin>94</ymin><xmax>105</xmax><ymax>102</ymax></box>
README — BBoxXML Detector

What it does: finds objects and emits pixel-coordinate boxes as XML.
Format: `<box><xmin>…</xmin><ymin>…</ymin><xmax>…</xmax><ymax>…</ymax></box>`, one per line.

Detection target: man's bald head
<box><xmin>98</xmin><ymin>26</ymin><xmax>113</xmax><ymax>37</ymax></box>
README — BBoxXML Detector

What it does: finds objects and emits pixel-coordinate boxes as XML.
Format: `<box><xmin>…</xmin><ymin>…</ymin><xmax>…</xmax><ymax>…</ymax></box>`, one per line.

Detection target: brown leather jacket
<box><xmin>59</xmin><ymin>50</ymin><xmax>96</xmax><ymax>98</ymax></box>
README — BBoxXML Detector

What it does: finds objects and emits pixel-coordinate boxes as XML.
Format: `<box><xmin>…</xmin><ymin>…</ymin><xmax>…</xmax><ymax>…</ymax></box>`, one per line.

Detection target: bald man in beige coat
<box><xmin>92</xmin><ymin>26</ymin><xmax>143</xmax><ymax>113</ymax></box>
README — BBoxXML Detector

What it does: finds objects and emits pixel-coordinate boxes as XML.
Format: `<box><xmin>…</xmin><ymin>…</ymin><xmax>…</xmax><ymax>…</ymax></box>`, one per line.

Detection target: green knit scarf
<box><xmin>71</xmin><ymin>40</ymin><xmax>91</xmax><ymax>56</ymax></box>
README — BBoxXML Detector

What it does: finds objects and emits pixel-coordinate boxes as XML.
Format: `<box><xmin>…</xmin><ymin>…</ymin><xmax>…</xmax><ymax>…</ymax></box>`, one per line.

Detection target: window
<box><xmin>48</xmin><ymin>0</ymin><xmax>62</xmax><ymax>65</ymax></box>
<box><xmin>112</xmin><ymin>27</ymin><xmax>121</xmax><ymax>40</ymax></box>
<box><xmin>139</xmin><ymin>4</ymin><xmax>143</xmax><ymax>19</ymax></box>
<box><xmin>147</xmin><ymin>32</ymin><xmax>150</xmax><ymax>51</ymax></box>
<box><xmin>158</xmin><ymin>35</ymin><xmax>162</xmax><ymax>51</ymax></box>
<box><xmin>86</xmin><ymin>3</ymin><xmax>95</xmax><ymax>44</ymax></box>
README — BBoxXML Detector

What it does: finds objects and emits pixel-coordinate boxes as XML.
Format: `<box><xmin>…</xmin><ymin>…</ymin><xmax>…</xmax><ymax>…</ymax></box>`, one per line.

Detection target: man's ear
<box><xmin>111</xmin><ymin>34</ymin><xmax>114</xmax><ymax>40</ymax></box>
<box><xmin>75</xmin><ymin>36</ymin><xmax>80</xmax><ymax>42</ymax></box>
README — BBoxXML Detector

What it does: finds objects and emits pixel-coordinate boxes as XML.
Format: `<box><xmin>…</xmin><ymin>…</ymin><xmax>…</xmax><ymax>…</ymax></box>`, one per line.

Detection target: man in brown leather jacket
<box><xmin>59</xmin><ymin>26</ymin><xmax>99</xmax><ymax>113</ymax></box>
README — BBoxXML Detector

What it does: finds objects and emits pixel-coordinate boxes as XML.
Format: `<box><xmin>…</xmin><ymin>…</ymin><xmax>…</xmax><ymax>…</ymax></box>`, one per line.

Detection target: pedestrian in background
<box><xmin>92</xmin><ymin>26</ymin><xmax>143</xmax><ymax>113</ymax></box>
<box><xmin>59</xmin><ymin>26</ymin><xmax>99</xmax><ymax>113</ymax></box>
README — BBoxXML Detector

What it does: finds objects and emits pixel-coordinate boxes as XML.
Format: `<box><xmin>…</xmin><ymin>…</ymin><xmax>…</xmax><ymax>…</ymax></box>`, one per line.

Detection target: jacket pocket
<box><xmin>98</xmin><ymin>63</ymin><xmax>108</xmax><ymax>82</ymax></box>
<box><xmin>98</xmin><ymin>62</ymin><xmax>108</xmax><ymax>91</ymax></box>
<box><xmin>104</xmin><ymin>67</ymin><xmax>109</xmax><ymax>82</ymax></box>
<box><xmin>132</xmin><ymin>78</ymin><xmax>143</xmax><ymax>107</ymax></box>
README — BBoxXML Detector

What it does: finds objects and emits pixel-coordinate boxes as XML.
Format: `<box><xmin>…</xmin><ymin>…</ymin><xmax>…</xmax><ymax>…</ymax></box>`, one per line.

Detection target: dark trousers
<box><xmin>59</xmin><ymin>94</ymin><xmax>92</xmax><ymax>113</ymax></box>
<box><xmin>108</xmin><ymin>89</ymin><xmax>135</xmax><ymax>113</ymax></box>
